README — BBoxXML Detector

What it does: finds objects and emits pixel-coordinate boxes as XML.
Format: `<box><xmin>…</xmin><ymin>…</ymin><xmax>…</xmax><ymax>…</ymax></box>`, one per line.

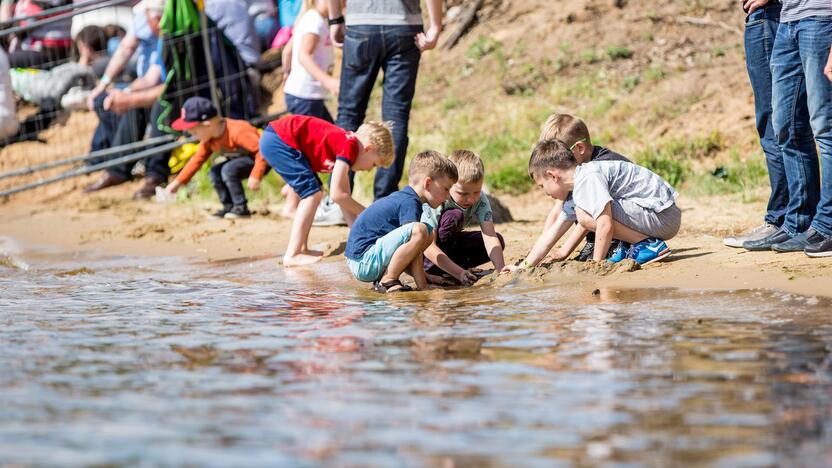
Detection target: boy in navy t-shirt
<box><xmin>260</xmin><ymin>115</ymin><xmax>393</xmax><ymax>266</ymax></box>
<box><xmin>345</xmin><ymin>151</ymin><xmax>458</xmax><ymax>293</ymax></box>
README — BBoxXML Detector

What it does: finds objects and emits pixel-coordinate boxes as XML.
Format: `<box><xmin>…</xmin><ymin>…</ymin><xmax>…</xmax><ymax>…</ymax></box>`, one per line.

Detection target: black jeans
<box><xmin>99</xmin><ymin>99</ymin><xmax>171</xmax><ymax>181</ymax></box>
<box><xmin>8</xmin><ymin>47</ymin><xmax>70</xmax><ymax>69</ymax></box>
<box><xmin>90</xmin><ymin>92</ymin><xmax>150</xmax><ymax>165</ymax></box>
<box><xmin>336</xmin><ymin>24</ymin><xmax>422</xmax><ymax>199</ymax></box>
<box><xmin>209</xmin><ymin>157</ymin><xmax>254</xmax><ymax>209</ymax></box>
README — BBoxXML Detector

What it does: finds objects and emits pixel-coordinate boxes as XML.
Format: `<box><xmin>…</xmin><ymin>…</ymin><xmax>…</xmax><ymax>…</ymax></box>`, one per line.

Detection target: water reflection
<box><xmin>0</xmin><ymin>241</ymin><xmax>831</xmax><ymax>466</ymax></box>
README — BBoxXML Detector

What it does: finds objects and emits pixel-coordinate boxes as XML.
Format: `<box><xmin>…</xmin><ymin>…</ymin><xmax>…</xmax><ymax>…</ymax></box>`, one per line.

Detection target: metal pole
<box><xmin>0</xmin><ymin>112</ymin><xmax>287</xmax><ymax>198</ymax></box>
<box><xmin>0</xmin><ymin>0</ymin><xmax>133</xmax><ymax>38</ymax></box>
<box><xmin>0</xmin><ymin>136</ymin><xmax>175</xmax><ymax>181</ymax></box>
<box><xmin>0</xmin><ymin>140</ymin><xmax>191</xmax><ymax>198</ymax></box>
<box><xmin>198</xmin><ymin>1</ymin><xmax>222</xmax><ymax>114</ymax></box>
<box><xmin>0</xmin><ymin>0</ymin><xmax>131</xmax><ymax>30</ymax></box>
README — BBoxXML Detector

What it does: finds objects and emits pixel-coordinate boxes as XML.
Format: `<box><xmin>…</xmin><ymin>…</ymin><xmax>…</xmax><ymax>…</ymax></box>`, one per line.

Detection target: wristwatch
<box><xmin>328</xmin><ymin>16</ymin><xmax>345</xmax><ymax>26</ymax></box>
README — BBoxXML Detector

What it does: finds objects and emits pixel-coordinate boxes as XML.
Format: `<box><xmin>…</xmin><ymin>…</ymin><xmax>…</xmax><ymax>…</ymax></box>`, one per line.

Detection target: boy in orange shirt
<box><xmin>164</xmin><ymin>97</ymin><xmax>268</xmax><ymax>218</ymax></box>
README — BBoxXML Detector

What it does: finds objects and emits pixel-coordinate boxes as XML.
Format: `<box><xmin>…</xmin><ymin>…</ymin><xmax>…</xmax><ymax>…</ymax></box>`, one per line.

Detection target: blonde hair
<box><xmin>408</xmin><ymin>150</ymin><xmax>458</xmax><ymax>183</ymax></box>
<box><xmin>356</xmin><ymin>121</ymin><xmax>394</xmax><ymax>168</ymax></box>
<box><xmin>539</xmin><ymin>113</ymin><xmax>591</xmax><ymax>147</ymax></box>
<box><xmin>448</xmin><ymin>149</ymin><xmax>484</xmax><ymax>184</ymax></box>
<box><xmin>528</xmin><ymin>138</ymin><xmax>576</xmax><ymax>177</ymax></box>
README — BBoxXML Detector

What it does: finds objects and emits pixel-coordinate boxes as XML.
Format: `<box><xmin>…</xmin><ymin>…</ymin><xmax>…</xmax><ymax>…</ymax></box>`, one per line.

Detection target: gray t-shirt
<box><xmin>781</xmin><ymin>0</ymin><xmax>832</xmax><ymax>22</ymax></box>
<box><xmin>572</xmin><ymin>161</ymin><xmax>678</xmax><ymax>220</ymax></box>
<box><xmin>345</xmin><ymin>0</ymin><xmax>423</xmax><ymax>26</ymax></box>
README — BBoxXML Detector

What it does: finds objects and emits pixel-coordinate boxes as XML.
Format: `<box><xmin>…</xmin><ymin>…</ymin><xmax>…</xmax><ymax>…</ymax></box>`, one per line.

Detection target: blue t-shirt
<box><xmin>345</xmin><ymin>186</ymin><xmax>425</xmax><ymax>260</ymax></box>
<box><xmin>133</xmin><ymin>13</ymin><xmax>161</xmax><ymax>79</ymax></box>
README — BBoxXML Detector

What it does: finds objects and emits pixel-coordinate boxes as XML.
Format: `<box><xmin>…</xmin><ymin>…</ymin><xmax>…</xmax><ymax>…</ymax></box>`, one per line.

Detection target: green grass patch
<box><xmin>606</xmin><ymin>45</ymin><xmax>633</xmax><ymax>60</ymax></box>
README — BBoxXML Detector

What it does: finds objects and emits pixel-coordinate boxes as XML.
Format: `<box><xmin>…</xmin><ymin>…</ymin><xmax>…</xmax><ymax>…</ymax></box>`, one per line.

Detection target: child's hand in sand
<box><xmin>426</xmin><ymin>273</ymin><xmax>455</xmax><ymax>286</ymax></box>
<box><xmin>155</xmin><ymin>186</ymin><xmax>177</xmax><ymax>204</ymax></box>
<box><xmin>247</xmin><ymin>178</ymin><xmax>261</xmax><ymax>191</ymax></box>
<box><xmin>456</xmin><ymin>269</ymin><xmax>478</xmax><ymax>286</ymax></box>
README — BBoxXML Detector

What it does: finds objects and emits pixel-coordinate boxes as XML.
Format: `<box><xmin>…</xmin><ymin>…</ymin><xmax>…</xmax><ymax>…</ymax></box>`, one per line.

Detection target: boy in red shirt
<box><xmin>164</xmin><ymin>97</ymin><xmax>269</xmax><ymax>218</ymax></box>
<box><xmin>261</xmin><ymin>115</ymin><xmax>394</xmax><ymax>266</ymax></box>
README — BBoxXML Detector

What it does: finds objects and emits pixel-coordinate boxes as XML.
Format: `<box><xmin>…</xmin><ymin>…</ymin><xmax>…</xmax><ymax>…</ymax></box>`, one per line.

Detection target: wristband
<box><xmin>100</xmin><ymin>74</ymin><xmax>112</xmax><ymax>86</ymax></box>
<box><xmin>328</xmin><ymin>16</ymin><xmax>345</xmax><ymax>26</ymax></box>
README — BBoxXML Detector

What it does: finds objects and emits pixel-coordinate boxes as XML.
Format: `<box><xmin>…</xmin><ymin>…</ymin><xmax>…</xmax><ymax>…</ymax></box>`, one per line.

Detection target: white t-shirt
<box><xmin>573</xmin><ymin>160</ymin><xmax>678</xmax><ymax>219</ymax></box>
<box><xmin>283</xmin><ymin>9</ymin><xmax>333</xmax><ymax>100</ymax></box>
<box><xmin>0</xmin><ymin>49</ymin><xmax>19</xmax><ymax>140</ymax></box>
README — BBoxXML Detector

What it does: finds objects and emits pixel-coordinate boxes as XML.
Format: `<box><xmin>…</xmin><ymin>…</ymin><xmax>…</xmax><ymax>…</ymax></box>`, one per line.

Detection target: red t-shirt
<box><xmin>270</xmin><ymin>115</ymin><xmax>360</xmax><ymax>173</ymax></box>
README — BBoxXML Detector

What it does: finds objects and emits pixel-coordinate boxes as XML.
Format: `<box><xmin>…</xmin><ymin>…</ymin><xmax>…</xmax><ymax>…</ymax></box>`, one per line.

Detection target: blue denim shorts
<box><xmin>347</xmin><ymin>223</ymin><xmax>418</xmax><ymax>283</ymax></box>
<box><xmin>259</xmin><ymin>125</ymin><xmax>322</xmax><ymax>199</ymax></box>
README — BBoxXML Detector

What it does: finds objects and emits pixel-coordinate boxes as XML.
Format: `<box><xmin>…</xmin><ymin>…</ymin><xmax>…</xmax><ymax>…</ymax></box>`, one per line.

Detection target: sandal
<box><xmin>372</xmin><ymin>279</ymin><xmax>413</xmax><ymax>293</ymax></box>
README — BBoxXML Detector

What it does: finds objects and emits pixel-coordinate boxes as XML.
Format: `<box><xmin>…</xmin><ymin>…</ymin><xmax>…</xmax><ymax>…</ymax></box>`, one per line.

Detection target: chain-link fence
<box><xmin>0</xmin><ymin>0</ymin><xmax>275</xmax><ymax>197</ymax></box>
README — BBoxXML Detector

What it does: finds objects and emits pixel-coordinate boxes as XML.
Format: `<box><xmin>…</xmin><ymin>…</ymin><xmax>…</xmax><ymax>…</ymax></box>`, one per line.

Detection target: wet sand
<box><xmin>2</xmin><ymin>180</ymin><xmax>830</xmax><ymax>298</ymax></box>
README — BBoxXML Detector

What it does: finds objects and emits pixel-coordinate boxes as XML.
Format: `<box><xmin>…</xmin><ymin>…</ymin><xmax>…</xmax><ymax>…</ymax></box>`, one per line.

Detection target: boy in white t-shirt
<box><xmin>525</xmin><ymin>139</ymin><xmax>682</xmax><ymax>266</ymax></box>
<box><xmin>282</xmin><ymin>0</ymin><xmax>338</xmax><ymax>122</ymax></box>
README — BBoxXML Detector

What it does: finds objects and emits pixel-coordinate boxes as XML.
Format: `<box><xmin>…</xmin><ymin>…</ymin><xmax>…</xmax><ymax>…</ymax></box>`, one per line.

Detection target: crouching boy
<box><xmin>422</xmin><ymin>150</ymin><xmax>509</xmax><ymax>285</ymax></box>
<box><xmin>527</xmin><ymin>139</ymin><xmax>681</xmax><ymax>265</ymax></box>
<box><xmin>345</xmin><ymin>151</ymin><xmax>458</xmax><ymax>293</ymax></box>
<box><xmin>165</xmin><ymin>97</ymin><xmax>269</xmax><ymax>218</ymax></box>
<box><xmin>260</xmin><ymin>115</ymin><xmax>394</xmax><ymax>266</ymax></box>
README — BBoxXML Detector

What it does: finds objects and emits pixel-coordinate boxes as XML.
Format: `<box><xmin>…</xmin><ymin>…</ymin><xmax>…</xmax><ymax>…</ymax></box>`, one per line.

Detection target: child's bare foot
<box><xmin>283</xmin><ymin>253</ymin><xmax>323</xmax><ymax>267</ymax></box>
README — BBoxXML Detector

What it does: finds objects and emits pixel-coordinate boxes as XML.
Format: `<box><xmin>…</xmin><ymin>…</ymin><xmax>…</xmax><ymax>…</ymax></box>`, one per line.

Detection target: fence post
<box><xmin>197</xmin><ymin>0</ymin><xmax>221</xmax><ymax>115</ymax></box>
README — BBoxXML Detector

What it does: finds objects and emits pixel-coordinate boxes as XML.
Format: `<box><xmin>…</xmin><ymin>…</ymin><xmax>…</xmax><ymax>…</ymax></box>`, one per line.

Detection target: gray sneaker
<box><xmin>723</xmin><ymin>223</ymin><xmax>780</xmax><ymax>248</ymax></box>
<box><xmin>313</xmin><ymin>197</ymin><xmax>347</xmax><ymax>227</ymax></box>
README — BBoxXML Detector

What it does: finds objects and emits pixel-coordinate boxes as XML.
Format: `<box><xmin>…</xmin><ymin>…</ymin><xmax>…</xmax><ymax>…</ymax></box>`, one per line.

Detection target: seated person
<box><xmin>2</xmin><ymin>0</ymin><xmax>73</xmax><ymax>69</ymax></box>
<box><xmin>422</xmin><ymin>150</ymin><xmax>508</xmax><ymax>285</ymax></box>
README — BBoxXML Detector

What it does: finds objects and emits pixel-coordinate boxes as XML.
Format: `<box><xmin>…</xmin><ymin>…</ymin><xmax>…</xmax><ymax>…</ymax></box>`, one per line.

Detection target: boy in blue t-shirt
<box><xmin>345</xmin><ymin>151</ymin><xmax>458</xmax><ymax>293</ymax></box>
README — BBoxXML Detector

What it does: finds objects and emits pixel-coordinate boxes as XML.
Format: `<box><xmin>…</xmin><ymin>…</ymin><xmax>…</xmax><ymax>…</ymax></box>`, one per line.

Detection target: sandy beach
<box><xmin>2</xmin><ymin>178</ymin><xmax>830</xmax><ymax>299</ymax></box>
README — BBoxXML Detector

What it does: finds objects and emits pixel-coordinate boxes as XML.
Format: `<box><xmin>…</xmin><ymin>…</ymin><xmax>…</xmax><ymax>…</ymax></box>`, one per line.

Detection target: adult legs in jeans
<box><xmin>799</xmin><ymin>19</ymin><xmax>832</xmax><ymax>237</ymax></box>
<box><xmin>209</xmin><ymin>157</ymin><xmax>255</xmax><ymax>210</ymax></box>
<box><xmin>336</xmin><ymin>25</ymin><xmax>422</xmax><ymax>199</ymax></box>
<box><xmin>104</xmin><ymin>106</ymin><xmax>152</xmax><ymax>181</ymax></box>
<box><xmin>770</xmin><ymin>21</ymin><xmax>820</xmax><ymax>236</ymax></box>
<box><xmin>375</xmin><ymin>28</ymin><xmax>421</xmax><ymax>199</ymax></box>
<box><xmin>745</xmin><ymin>5</ymin><xmax>788</xmax><ymax>226</ymax></box>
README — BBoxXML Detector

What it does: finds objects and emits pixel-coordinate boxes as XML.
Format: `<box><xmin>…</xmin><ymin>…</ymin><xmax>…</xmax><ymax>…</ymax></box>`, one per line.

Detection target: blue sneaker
<box><xmin>607</xmin><ymin>242</ymin><xmax>631</xmax><ymax>263</ymax></box>
<box><xmin>627</xmin><ymin>238</ymin><xmax>671</xmax><ymax>265</ymax></box>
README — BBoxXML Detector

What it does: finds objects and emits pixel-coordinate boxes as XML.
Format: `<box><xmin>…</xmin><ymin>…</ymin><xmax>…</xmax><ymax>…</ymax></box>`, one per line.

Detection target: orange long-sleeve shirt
<box><xmin>175</xmin><ymin>119</ymin><xmax>268</xmax><ymax>185</ymax></box>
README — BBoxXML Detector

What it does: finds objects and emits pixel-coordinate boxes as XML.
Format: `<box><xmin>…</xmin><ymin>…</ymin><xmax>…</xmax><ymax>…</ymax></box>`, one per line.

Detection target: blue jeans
<box><xmin>770</xmin><ymin>17</ymin><xmax>832</xmax><ymax>236</ymax></box>
<box><xmin>285</xmin><ymin>93</ymin><xmax>334</xmax><ymax>123</ymax></box>
<box><xmin>744</xmin><ymin>4</ymin><xmax>789</xmax><ymax>227</ymax></box>
<box><xmin>336</xmin><ymin>24</ymin><xmax>423</xmax><ymax>200</ymax></box>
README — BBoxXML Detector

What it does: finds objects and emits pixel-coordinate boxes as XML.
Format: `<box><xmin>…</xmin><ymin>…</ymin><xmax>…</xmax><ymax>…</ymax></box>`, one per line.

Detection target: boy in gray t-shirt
<box><xmin>524</xmin><ymin>139</ymin><xmax>682</xmax><ymax>266</ymax></box>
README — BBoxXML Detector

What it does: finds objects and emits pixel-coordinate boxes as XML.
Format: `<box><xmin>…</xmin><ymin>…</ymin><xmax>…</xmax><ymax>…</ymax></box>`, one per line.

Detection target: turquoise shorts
<box><xmin>347</xmin><ymin>223</ymin><xmax>423</xmax><ymax>283</ymax></box>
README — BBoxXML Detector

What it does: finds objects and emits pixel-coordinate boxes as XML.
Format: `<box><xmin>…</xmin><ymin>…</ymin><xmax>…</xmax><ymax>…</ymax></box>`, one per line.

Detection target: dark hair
<box><xmin>76</xmin><ymin>25</ymin><xmax>107</xmax><ymax>53</ymax></box>
<box><xmin>528</xmin><ymin>138</ymin><xmax>576</xmax><ymax>178</ymax></box>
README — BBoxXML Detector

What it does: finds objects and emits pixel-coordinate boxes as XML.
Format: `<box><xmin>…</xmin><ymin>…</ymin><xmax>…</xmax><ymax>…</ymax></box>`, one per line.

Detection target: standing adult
<box><xmin>742</xmin><ymin>0</ymin><xmax>832</xmax><ymax>256</ymax></box>
<box><xmin>725</xmin><ymin>0</ymin><xmax>795</xmax><ymax>247</ymax></box>
<box><xmin>327</xmin><ymin>0</ymin><xmax>442</xmax><ymax>200</ymax></box>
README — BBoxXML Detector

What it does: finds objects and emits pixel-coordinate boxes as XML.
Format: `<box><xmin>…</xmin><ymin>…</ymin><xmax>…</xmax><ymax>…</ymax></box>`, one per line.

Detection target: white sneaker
<box><xmin>723</xmin><ymin>223</ymin><xmax>780</xmax><ymax>248</ymax></box>
<box><xmin>61</xmin><ymin>86</ymin><xmax>91</xmax><ymax>111</ymax></box>
<box><xmin>313</xmin><ymin>197</ymin><xmax>347</xmax><ymax>226</ymax></box>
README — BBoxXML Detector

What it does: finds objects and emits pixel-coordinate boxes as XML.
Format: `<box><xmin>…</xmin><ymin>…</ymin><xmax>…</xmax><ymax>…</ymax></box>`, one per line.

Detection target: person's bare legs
<box><xmin>380</xmin><ymin>223</ymin><xmax>429</xmax><ymax>290</ymax></box>
<box><xmin>575</xmin><ymin>209</ymin><xmax>648</xmax><ymax>244</ymax></box>
<box><xmin>284</xmin><ymin>190</ymin><xmax>323</xmax><ymax>266</ymax></box>
<box><xmin>280</xmin><ymin>185</ymin><xmax>300</xmax><ymax>219</ymax></box>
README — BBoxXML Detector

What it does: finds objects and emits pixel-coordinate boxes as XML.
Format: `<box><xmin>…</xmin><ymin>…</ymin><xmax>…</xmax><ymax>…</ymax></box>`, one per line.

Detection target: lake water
<box><xmin>1</xmin><ymin>237</ymin><xmax>831</xmax><ymax>467</ymax></box>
